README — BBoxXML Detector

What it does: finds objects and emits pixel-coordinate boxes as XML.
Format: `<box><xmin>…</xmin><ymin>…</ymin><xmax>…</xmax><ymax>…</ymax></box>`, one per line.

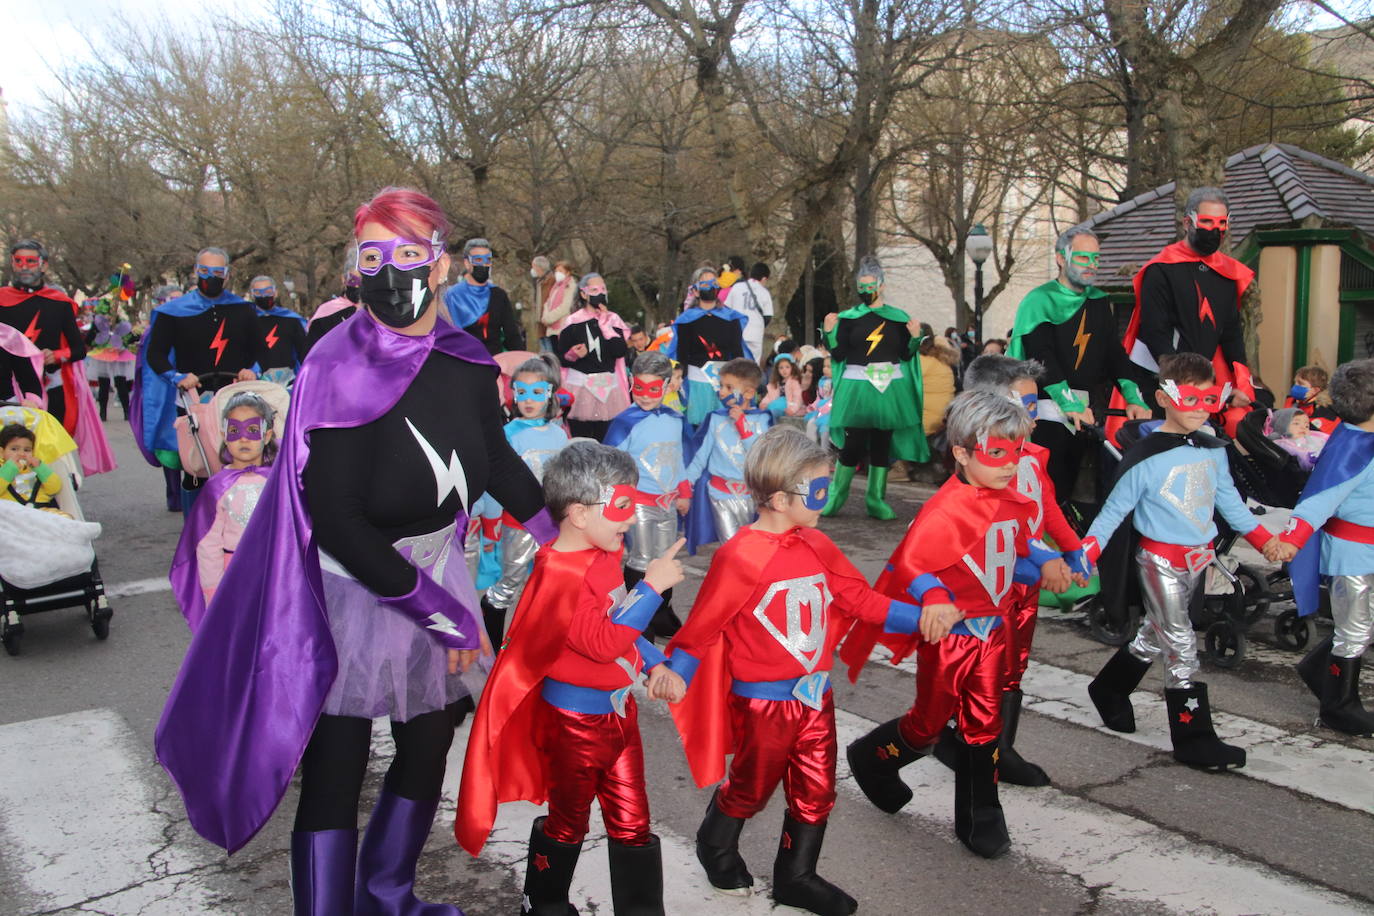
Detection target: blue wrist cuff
<box><xmin>666</xmin><ymin>648</ymin><xmax>700</xmax><ymax>686</ymax></box>
<box><xmin>883</xmin><ymin>599</ymin><xmax>922</xmax><ymax>635</ymax></box>
<box><xmin>611</xmin><ymin>582</ymin><xmax>662</xmax><ymax>632</ymax></box>
<box><xmin>1013</xmin><ymin>556</ymin><xmax>1042</xmax><ymax>585</ymax></box>
<box><xmin>636</xmin><ymin>637</ymin><xmax>667</xmax><ymax>671</ymax></box>
<box><xmin>1026</xmin><ymin>538</ymin><xmax>1060</xmax><ymax>568</ymax></box>
<box><xmin>1065</xmin><ymin>548</ymin><xmax>1091</xmax><ymax>579</ymax></box>
<box><xmin>906</xmin><ymin>573</ymin><xmax>948</xmax><ymax>603</ymax></box>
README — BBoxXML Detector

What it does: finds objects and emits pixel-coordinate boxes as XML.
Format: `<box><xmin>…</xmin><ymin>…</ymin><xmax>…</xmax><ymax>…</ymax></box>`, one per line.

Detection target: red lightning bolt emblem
<box><xmin>1072</xmin><ymin>311</ymin><xmax>1091</xmax><ymax>370</ymax></box>
<box><xmin>265</xmin><ymin>323</ymin><xmax>280</xmax><ymax>349</ymax></box>
<box><xmin>698</xmin><ymin>335</ymin><xmax>722</xmax><ymax>360</ymax></box>
<box><xmin>22</xmin><ymin>313</ymin><xmax>40</xmax><ymax>343</ymax></box>
<box><xmin>865</xmin><ymin>322</ymin><xmax>886</xmax><ymax>357</ymax></box>
<box><xmin>209</xmin><ymin>320</ymin><xmax>229</xmax><ymax>366</ymax></box>
<box><xmin>1196</xmin><ymin>283</ymin><xmax>1215</xmax><ymax>327</ymax></box>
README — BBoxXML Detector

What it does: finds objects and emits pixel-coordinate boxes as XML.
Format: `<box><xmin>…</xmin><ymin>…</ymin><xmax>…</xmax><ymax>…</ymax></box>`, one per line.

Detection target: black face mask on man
<box><xmin>698</xmin><ymin>287</ymin><xmax>719</xmax><ymax>303</ymax></box>
<box><xmin>469</xmin><ymin>265</ymin><xmax>491</xmax><ymax>284</ymax></box>
<box><xmin>253</xmin><ymin>295</ymin><xmax>276</xmax><ymax>311</ymax></box>
<box><xmin>857</xmin><ymin>291</ymin><xmax>876</xmax><ymax>305</ymax></box>
<box><xmin>361</xmin><ymin>263</ymin><xmax>435</xmax><ymax>328</ymax></box>
<box><xmin>198</xmin><ymin>277</ymin><xmax>226</xmax><ymax>299</ymax></box>
<box><xmin>1188</xmin><ymin>227</ymin><xmax>1223</xmax><ymax>256</ymax></box>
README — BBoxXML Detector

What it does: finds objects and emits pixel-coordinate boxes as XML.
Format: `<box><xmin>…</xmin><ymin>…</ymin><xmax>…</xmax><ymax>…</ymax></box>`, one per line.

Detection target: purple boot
<box><xmin>291</xmin><ymin>829</ymin><xmax>357</xmax><ymax>916</ymax></box>
<box><xmin>355</xmin><ymin>790</ymin><xmax>463</xmax><ymax>915</ymax></box>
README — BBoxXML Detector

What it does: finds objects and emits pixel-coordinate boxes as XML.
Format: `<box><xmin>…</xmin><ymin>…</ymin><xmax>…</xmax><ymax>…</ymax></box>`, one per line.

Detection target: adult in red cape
<box><xmin>156</xmin><ymin>188</ymin><xmax>555</xmax><ymax>916</ymax></box>
<box><xmin>1108</xmin><ymin>187</ymin><xmax>1255</xmax><ymax>443</ymax></box>
<box><xmin>0</xmin><ymin>239</ymin><xmax>115</xmax><ymax>475</ymax></box>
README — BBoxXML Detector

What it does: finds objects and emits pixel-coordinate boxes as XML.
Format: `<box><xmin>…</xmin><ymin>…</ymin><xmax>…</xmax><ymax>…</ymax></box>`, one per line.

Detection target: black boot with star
<box><xmin>1164</xmin><ymin>682</ymin><xmax>1245</xmax><ymax>771</ymax></box>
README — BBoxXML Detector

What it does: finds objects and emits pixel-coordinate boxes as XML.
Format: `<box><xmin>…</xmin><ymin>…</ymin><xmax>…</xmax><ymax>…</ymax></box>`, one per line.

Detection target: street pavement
<box><xmin>1</xmin><ymin>420</ymin><xmax>1371</xmax><ymax>916</ymax></box>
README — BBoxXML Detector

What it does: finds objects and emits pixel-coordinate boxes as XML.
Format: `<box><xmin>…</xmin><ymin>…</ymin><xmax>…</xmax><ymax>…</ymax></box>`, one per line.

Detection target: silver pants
<box><xmin>1127</xmin><ymin>549</ymin><xmax>1204</xmax><ymax>688</ymax></box>
<box><xmin>484</xmin><ymin>529</ymin><xmax>539</xmax><ymax>610</ymax></box>
<box><xmin>709</xmin><ymin>484</ymin><xmax>755</xmax><ymax>543</ymax></box>
<box><xmin>625</xmin><ymin>501</ymin><xmax>678</xmax><ymax>572</ymax></box>
<box><xmin>1331</xmin><ymin>574</ymin><xmax>1374</xmax><ymax>659</ymax></box>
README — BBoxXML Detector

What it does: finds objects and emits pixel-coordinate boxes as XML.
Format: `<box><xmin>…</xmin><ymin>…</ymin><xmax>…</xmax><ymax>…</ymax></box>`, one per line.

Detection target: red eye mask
<box><xmin>600</xmin><ymin>484</ymin><xmax>637</xmax><ymax>522</ymax></box>
<box><xmin>1161</xmin><ymin>380</ymin><xmax>1231</xmax><ymax>411</ymax></box>
<box><xmin>632</xmin><ymin>378</ymin><xmax>665</xmax><ymax>399</ymax></box>
<box><xmin>973</xmin><ymin>435</ymin><xmax>1025</xmax><ymax>468</ymax></box>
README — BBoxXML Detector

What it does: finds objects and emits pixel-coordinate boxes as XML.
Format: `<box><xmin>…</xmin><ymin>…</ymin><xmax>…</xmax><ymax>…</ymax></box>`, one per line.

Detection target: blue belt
<box><xmin>731</xmin><ymin>672</ymin><xmax>831</xmax><ymax>709</ymax></box>
<box><xmin>541</xmin><ymin>678</ymin><xmax>632</xmax><ymax>717</ymax></box>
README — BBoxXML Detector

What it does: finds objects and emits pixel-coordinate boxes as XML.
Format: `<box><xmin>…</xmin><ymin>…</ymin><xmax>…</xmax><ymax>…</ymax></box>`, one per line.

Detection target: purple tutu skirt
<box><xmin>318</xmin><ymin>522</ymin><xmax>479</xmax><ymax>722</ymax></box>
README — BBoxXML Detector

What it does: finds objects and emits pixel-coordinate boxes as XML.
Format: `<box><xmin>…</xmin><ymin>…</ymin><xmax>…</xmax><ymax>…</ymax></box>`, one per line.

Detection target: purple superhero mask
<box><xmin>356</xmin><ymin>234</ymin><xmax>443</xmax><ymax>277</ymax></box>
<box><xmin>225</xmin><ymin>418</ymin><xmax>264</xmax><ymax>442</ymax></box>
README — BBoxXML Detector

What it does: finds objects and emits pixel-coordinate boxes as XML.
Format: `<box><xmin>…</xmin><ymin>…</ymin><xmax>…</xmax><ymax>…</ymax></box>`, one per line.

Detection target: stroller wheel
<box><xmin>2</xmin><ymin>626</ymin><xmax>20</xmax><ymax>657</ymax></box>
<box><xmin>1273</xmin><ymin>608</ymin><xmax>1310</xmax><ymax>651</ymax></box>
<box><xmin>1087</xmin><ymin>596</ymin><xmax>1137</xmax><ymax>647</ymax></box>
<box><xmin>1204</xmin><ymin>620</ymin><xmax>1246</xmax><ymax>668</ymax></box>
<box><xmin>1233</xmin><ymin>564</ymin><xmax>1273</xmax><ymax>624</ymax></box>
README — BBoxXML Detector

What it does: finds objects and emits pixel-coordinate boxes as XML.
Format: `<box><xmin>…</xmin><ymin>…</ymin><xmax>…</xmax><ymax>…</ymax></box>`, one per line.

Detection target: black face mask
<box><xmin>361</xmin><ymin>263</ymin><xmax>435</xmax><ymax>328</ymax></box>
<box><xmin>858</xmin><ymin>291</ymin><xmax>876</xmax><ymax>305</ymax></box>
<box><xmin>586</xmin><ymin>293</ymin><xmax>608</xmax><ymax>308</ymax></box>
<box><xmin>253</xmin><ymin>295</ymin><xmax>276</xmax><ymax>311</ymax></box>
<box><xmin>198</xmin><ymin>276</ymin><xmax>226</xmax><ymax>299</ymax></box>
<box><xmin>344</xmin><ymin>286</ymin><xmax>361</xmax><ymax>304</ymax></box>
<box><xmin>1188</xmin><ymin>228</ymin><xmax>1223</xmax><ymax>257</ymax></box>
<box><xmin>12</xmin><ymin>269</ymin><xmax>42</xmax><ymax>291</ymax></box>
<box><xmin>698</xmin><ymin>287</ymin><xmax>719</xmax><ymax>303</ymax></box>
<box><xmin>469</xmin><ymin>265</ymin><xmax>491</xmax><ymax>284</ymax></box>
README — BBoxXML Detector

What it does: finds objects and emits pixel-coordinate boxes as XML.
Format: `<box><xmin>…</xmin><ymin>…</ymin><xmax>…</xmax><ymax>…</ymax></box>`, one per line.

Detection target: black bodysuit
<box><xmin>1136</xmin><ymin>261</ymin><xmax>1246</xmax><ymax>367</ymax></box>
<box><xmin>146</xmin><ymin>302</ymin><xmax>265</xmax><ymax>385</ymax></box>
<box><xmin>1019</xmin><ymin>293</ymin><xmax>1143</xmax><ymax>403</ymax></box>
<box><xmin>830</xmin><ymin>310</ymin><xmax>912</xmax><ymax>366</ymax></box>
<box><xmin>559</xmin><ymin>315</ymin><xmax>628</xmax><ymax>375</ymax></box>
<box><xmin>257</xmin><ymin>312</ymin><xmax>308</xmax><ymax>370</ymax></box>
<box><xmin>462</xmin><ymin>286</ymin><xmax>525</xmax><ymax>355</ymax></box>
<box><xmin>674</xmin><ymin>312</ymin><xmax>746</xmax><ymax>366</ymax></box>
<box><xmin>304</xmin><ymin>350</ymin><xmax>544</xmax><ymax>599</ymax></box>
<box><xmin>305</xmin><ymin>306</ymin><xmax>357</xmax><ymax>354</ymax></box>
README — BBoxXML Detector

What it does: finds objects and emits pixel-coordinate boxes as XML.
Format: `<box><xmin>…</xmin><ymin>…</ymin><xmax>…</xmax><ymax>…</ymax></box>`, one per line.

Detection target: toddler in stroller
<box><xmin>0</xmin><ymin>402</ymin><xmax>109</xmax><ymax>656</ymax></box>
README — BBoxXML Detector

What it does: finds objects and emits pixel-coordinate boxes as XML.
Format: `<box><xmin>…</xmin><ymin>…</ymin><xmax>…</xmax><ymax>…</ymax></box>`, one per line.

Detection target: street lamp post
<box><xmin>966</xmin><ymin>223</ymin><xmax>993</xmax><ymax>347</ymax></box>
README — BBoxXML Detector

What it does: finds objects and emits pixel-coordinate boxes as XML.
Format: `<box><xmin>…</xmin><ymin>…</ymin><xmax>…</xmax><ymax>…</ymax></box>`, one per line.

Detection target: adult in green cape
<box><xmin>820</xmin><ymin>255</ymin><xmax>928</xmax><ymax>520</ymax></box>
<box><xmin>1007</xmin><ymin>227</ymin><xmax>1151</xmax><ymax>499</ymax></box>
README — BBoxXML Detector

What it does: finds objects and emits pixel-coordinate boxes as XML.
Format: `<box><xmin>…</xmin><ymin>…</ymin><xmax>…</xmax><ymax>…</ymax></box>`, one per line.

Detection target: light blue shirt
<box><xmin>482</xmin><ymin>420</ymin><xmax>570</xmax><ymax>519</ymax></box>
<box><xmin>684</xmin><ymin>411</ymin><xmax>771</xmax><ymax>483</ymax></box>
<box><xmin>1292</xmin><ymin>454</ymin><xmax>1374</xmax><ymax>575</ymax></box>
<box><xmin>1087</xmin><ymin>436</ymin><xmax>1259</xmax><ymax>548</ymax></box>
<box><xmin>612</xmin><ymin>411</ymin><xmax>688</xmax><ymax>495</ymax></box>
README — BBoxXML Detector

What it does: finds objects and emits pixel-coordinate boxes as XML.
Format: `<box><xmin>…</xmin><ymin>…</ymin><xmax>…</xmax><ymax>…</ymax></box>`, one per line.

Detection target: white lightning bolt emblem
<box><xmin>410</xmin><ymin>278</ymin><xmax>425</xmax><ymax>319</ymax></box>
<box><xmin>865</xmin><ymin>322</ymin><xmax>885</xmax><ymax>357</ymax></box>
<box><xmin>586</xmin><ymin>326</ymin><xmax>602</xmax><ymax>361</ymax></box>
<box><xmin>406</xmin><ymin>418</ymin><xmax>469</xmax><ymax>508</ymax></box>
<box><xmin>424</xmin><ymin>612</ymin><xmax>464</xmax><ymax>639</ymax></box>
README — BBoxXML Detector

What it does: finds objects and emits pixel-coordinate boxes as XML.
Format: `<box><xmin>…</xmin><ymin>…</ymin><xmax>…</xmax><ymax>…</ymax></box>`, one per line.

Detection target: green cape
<box><xmin>1006</xmin><ymin>280</ymin><xmax>1102</xmax><ymax>360</ymax></box>
<box><xmin>824</xmin><ymin>303</ymin><xmax>929</xmax><ymax>463</ymax></box>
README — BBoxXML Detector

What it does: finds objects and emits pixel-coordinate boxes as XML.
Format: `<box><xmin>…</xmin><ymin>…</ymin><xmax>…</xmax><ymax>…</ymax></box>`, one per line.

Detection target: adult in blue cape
<box><xmin>442</xmin><ymin>237</ymin><xmax>525</xmax><ymax>355</ymax></box>
<box><xmin>132</xmin><ymin>246</ymin><xmax>262</xmax><ymax>511</ymax></box>
<box><xmin>155</xmin><ymin>188</ymin><xmax>555</xmax><ymax>915</ymax></box>
<box><xmin>667</xmin><ymin>266</ymin><xmax>751</xmax><ymax>429</ymax></box>
<box><xmin>249</xmin><ymin>274</ymin><xmax>308</xmax><ymax>379</ymax></box>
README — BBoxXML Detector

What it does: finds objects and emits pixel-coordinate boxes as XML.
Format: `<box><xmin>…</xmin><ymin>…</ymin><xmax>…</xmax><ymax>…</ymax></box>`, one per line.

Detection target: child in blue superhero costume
<box><xmin>606</xmin><ymin>351</ymin><xmax>692</xmax><ymax>639</ymax></box>
<box><xmin>1278</xmin><ymin>358</ymin><xmax>1374</xmax><ymax>737</ymax></box>
<box><xmin>683</xmin><ymin>357</ymin><xmax>774</xmax><ymax>554</ymax></box>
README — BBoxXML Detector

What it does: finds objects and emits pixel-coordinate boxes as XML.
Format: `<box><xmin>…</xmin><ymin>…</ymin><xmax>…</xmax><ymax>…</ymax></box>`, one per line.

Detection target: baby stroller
<box><xmin>0</xmin><ymin>402</ymin><xmax>111</xmax><ymax>657</ymax></box>
<box><xmin>175</xmin><ymin>380</ymin><xmax>291</xmax><ymax>482</ymax></box>
<box><xmin>1078</xmin><ymin>418</ymin><xmax>1268</xmax><ymax>669</ymax></box>
<box><xmin>1231</xmin><ymin>408</ymin><xmax>1323</xmax><ymax>650</ymax></box>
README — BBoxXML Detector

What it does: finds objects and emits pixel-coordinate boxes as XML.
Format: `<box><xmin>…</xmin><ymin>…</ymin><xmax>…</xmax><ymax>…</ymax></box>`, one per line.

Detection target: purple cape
<box><xmin>169</xmin><ymin>466</ymin><xmax>266</xmax><ymax>632</ymax></box>
<box><xmin>155</xmin><ymin>312</ymin><xmax>496</xmax><ymax>854</ymax></box>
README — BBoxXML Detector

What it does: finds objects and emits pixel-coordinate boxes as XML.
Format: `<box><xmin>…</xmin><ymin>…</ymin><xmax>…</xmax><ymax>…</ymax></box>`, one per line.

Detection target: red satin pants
<box><xmin>539</xmin><ymin>697</ymin><xmax>651</xmax><ymax>845</ymax></box>
<box><xmin>1003</xmin><ymin>585</ymin><xmax>1038</xmax><ymax>691</ymax></box>
<box><xmin>716</xmin><ymin>692</ymin><xmax>837</xmax><ymax>826</ymax></box>
<box><xmin>899</xmin><ymin>625</ymin><xmax>1007</xmax><ymax>748</ymax></box>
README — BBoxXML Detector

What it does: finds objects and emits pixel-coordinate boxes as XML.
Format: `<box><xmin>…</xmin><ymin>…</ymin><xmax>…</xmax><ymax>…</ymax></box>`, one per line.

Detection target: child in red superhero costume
<box><xmin>841</xmin><ymin>390</ymin><xmax>1072</xmax><ymax>858</ymax></box>
<box><xmin>932</xmin><ymin>355</ymin><xmax>1088</xmax><ymax>786</ymax></box>
<box><xmin>651</xmin><ymin>426</ymin><xmax>934</xmax><ymax>916</ymax></box>
<box><xmin>456</xmin><ymin>440</ymin><xmax>687</xmax><ymax>916</ymax></box>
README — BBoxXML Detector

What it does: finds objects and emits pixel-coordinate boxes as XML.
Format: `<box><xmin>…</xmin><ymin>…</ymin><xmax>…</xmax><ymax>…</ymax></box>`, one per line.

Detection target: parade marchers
<box><xmin>2</xmin><ymin>182</ymin><xmax>1373</xmax><ymax>916</ymax></box>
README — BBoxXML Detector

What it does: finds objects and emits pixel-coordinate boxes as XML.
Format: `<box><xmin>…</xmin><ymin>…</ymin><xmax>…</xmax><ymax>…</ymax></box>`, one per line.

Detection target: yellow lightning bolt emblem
<box><xmin>865</xmin><ymin>322</ymin><xmax>886</xmax><ymax>357</ymax></box>
<box><xmin>1072</xmin><ymin>311</ymin><xmax>1091</xmax><ymax>370</ymax></box>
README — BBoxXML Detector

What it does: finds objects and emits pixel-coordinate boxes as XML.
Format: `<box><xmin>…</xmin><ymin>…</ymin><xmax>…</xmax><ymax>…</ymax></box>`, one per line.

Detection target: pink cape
<box><xmin>0</xmin><ymin>323</ymin><xmax>45</xmax><ymax>405</ymax></box>
<box><xmin>68</xmin><ymin>359</ymin><xmax>116</xmax><ymax>475</ymax></box>
<box><xmin>308</xmin><ymin>296</ymin><xmax>354</xmax><ymax>329</ymax></box>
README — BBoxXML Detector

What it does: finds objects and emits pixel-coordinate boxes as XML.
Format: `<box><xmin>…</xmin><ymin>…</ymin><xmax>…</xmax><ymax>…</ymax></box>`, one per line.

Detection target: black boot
<box><xmin>694</xmin><ymin>791</ymin><xmax>753</xmax><ymax>894</ymax></box>
<box><xmin>997</xmin><ymin>689</ymin><xmax>1050</xmax><ymax>787</ymax></box>
<box><xmin>115</xmin><ymin>376</ymin><xmax>131</xmax><ymax>420</ymax></box>
<box><xmin>608</xmin><ymin>835</ymin><xmax>664</xmax><ymax>916</ymax></box>
<box><xmin>846</xmin><ymin>718</ymin><xmax>924</xmax><ymax>813</ymax></box>
<box><xmin>930</xmin><ymin>724</ymin><xmax>958</xmax><ymax>772</ymax></box>
<box><xmin>481</xmin><ymin>595</ymin><xmax>506</xmax><ymax>654</ymax></box>
<box><xmin>1088</xmin><ymin>646</ymin><xmax>1151</xmax><ymax>733</ymax></box>
<box><xmin>1165</xmin><ymin>682</ymin><xmax>1246</xmax><ymax>770</ymax></box>
<box><xmin>1318</xmin><ymin>653</ymin><xmax>1374</xmax><ymax>737</ymax></box>
<box><xmin>770</xmin><ymin>814</ymin><xmax>856</xmax><ymax>916</ymax></box>
<box><xmin>97</xmin><ymin>380</ymin><xmax>110</xmax><ymax>422</ymax></box>
<box><xmin>521</xmin><ymin>817</ymin><xmax>580</xmax><ymax>915</ymax></box>
<box><xmin>953</xmin><ymin>739</ymin><xmax>1011</xmax><ymax>859</ymax></box>
<box><xmin>1296</xmin><ymin>634</ymin><xmax>1333</xmax><ymax>701</ymax></box>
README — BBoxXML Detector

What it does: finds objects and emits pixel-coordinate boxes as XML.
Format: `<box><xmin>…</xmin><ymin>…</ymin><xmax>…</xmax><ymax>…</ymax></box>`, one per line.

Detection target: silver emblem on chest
<box><xmin>524</xmin><ymin>448</ymin><xmax>560</xmax><ymax>483</ymax></box>
<box><xmin>635</xmin><ymin>440</ymin><xmax>680</xmax><ymax>492</ymax></box>
<box><xmin>963</xmin><ymin>520</ymin><xmax>1018</xmax><ymax>605</ymax></box>
<box><xmin>1015</xmin><ymin>457</ymin><xmax>1043</xmax><ymax>534</ymax></box>
<box><xmin>1160</xmin><ymin>460</ymin><xmax>1214</xmax><ymax>536</ymax></box>
<box><xmin>752</xmin><ymin>574</ymin><xmax>831</xmax><ymax>671</ymax></box>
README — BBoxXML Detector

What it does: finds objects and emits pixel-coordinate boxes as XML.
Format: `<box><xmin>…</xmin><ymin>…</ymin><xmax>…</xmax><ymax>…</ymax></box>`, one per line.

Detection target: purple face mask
<box><xmin>226</xmin><ymin>418</ymin><xmax>264</xmax><ymax>442</ymax></box>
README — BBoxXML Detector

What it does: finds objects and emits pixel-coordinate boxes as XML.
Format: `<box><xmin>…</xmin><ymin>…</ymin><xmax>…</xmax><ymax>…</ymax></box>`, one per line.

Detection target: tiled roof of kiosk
<box><xmin>1075</xmin><ymin>143</ymin><xmax>1374</xmax><ymax>289</ymax></box>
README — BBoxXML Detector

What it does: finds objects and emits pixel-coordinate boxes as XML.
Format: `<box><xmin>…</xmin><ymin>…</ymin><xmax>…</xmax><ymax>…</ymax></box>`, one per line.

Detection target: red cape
<box><xmin>0</xmin><ymin>286</ymin><xmax>86</xmax><ymax>435</ymax></box>
<box><xmin>1109</xmin><ymin>241</ymin><xmax>1255</xmax><ymax>443</ymax></box>
<box><xmin>837</xmin><ymin>476</ymin><xmax>1032</xmax><ymax>682</ymax></box>
<box><xmin>664</xmin><ymin>526</ymin><xmax>859</xmax><ymax>788</ymax></box>
<box><xmin>455</xmin><ymin>545</ymin><xmax>608</xmax><ymax>856</ymax></box>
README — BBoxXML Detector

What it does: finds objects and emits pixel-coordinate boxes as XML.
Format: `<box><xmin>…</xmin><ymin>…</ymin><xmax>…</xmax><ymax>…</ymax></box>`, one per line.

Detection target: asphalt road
<box><xmin>1</xmin><ymin>420</ymin><xmax>1371</xmax><ymax>916</ymax></box>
